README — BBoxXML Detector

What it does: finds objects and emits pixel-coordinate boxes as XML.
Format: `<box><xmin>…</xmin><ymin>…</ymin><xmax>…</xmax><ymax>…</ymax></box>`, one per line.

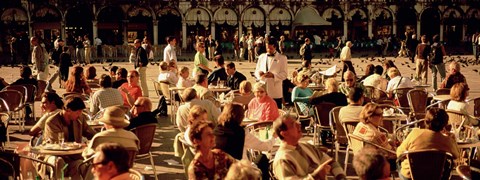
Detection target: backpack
<box><xmin>153</xmin><ymin>95</ymin><xmax>168</xmax><ymax>117</ymax></box>
<box><xmin>299</xmin><ymin>44</ymin><xmax>306</xmax><ymax>56</ymax></box>
<box><xmin>430</xmin><ymin>43</ymin><xmax>443</xmax><ymax>64</ymax></box>
<box><xmin>0</xmin><ymin>121</ymin><xmax>7</xmax><ymax>144</ymax></box>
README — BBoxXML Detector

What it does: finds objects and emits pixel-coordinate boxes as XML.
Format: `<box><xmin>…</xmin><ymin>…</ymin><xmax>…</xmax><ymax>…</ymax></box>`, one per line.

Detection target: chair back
<box><xmin>341</xmin><ymin>120</ymin><xmax>359</xmax><ymax>145</ymax></box>
<box><xmin>436</xmin><ymin>88</ymin><xmax>451</xmax><ymax>95</ymax></box>
<box><xmin>0</xmin><ymin>156</ymin><xmax>16</xmax><ymax>178</ymax></box>
<box><xmin>36</xmin><ymin>80</ymin><xmax>47</xmax><ymax>101</ymax></box>
<box><xmin>129</xmin><ymin>169</ymin><xmax>144</xmax><ymax>180</ymax></box>
<box><xmin>21</xmin><ymin>84</ymin><xmax>37</xmax><ymax>104</ymax></box>
<box><xmin>348</xmin><ymin>134</ymin><xmax>395</xmax><ymax>155</ymax></box>
<box><xmin>0</xmin><ymin>90</ymin><xmax>24</xmax><ymax>112</ymax></box>
<box><xmin>408</xmin><ymin>89</ymin><xmax>428</xmax><ymax>119</ymax></box>
<box><xmin>394</xmin><ymin>87</ymin><xmax>414</xmax><ymax>110</ymax></box>
<box><xmin>159</xmin><ymin>81</ymin><xmax>171</xmax><ymax>100</ymax></box>
<box><xmin>446</xmin><ymin>109</ymin><xmax>467</xmax><ymax>130</ymax></box>
<box><xmin>394</xmin><ymin>119</ymin><xmax>427</xmax><ymax>142</ymax></box>
<box><xmin>398</xmin><ymin>149</ymin><xmax>454</xmax><ymax>180</ymax></box>
<box><xmin>364</xmin><ymin>85</ymin><xmax>375</xmax><ymax>100</ymax></box>
<box><xmin>3</xmin><ymin>85</ymin><xmax>27</xmax><ymax>103</ymax></box>
<box><xmin>130</xmin><ymin>123</ymin><xmax>157</xmax><ymax>155</ymax></box>
<box><xmin>245</xmin><ymin>121</ymin><xmax>273</xmax><ymax>161</ymax></box>
<box><xmin>63</xmin><ymin>92</ymin><xmax>88</xmax><ymax>101</ymax></box>
<box><xmin>152</xmin><ymin>80</ymin><xmax>163</xmax><ymax>97</ymax></box>
<box><xmin>293</xmin><ymin>102</ymin><xmax>309</xmax><ymax>119</ymax></box>
<box><xmin>329</xmin><ymin>106</ymin><xmax>347</xmax><ymax>144</ymax></box>
<box><xmin>314</xmin><ymin>102</ymin><xmax>337</xmax><ymax>128</ymax></box>
<box><xmin>472</xmin><ymin>97</ymin><xmax>480</xmax><ymax>117</ymax></box>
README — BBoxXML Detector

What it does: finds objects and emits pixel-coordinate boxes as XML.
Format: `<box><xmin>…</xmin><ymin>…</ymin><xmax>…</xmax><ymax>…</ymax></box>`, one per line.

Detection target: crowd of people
<box><xmin>2</xmin><ymin>29</ymin><xmax>479</xmax><ymax>180</ymax></box>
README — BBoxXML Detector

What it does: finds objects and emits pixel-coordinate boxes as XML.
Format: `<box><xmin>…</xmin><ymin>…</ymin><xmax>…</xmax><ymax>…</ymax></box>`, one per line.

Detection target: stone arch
<box><xmin>322</xmin><ymin>7</ymin><xmax>344</xmax><ymax>21</ymax></box>
<box><xmin>347</xmin><ymin>8</ymin><xmax>368</xmax><ymax>21</ymax></box>
<box><xmin>241</xmin><ymin>6</ymin><xmax>266</xmax><ymax>28</ymax></box>
<box><xmin>127</xmin><ymin>6</ymin><xmax>156</xmax><ymax>20</ymax></box>
<box><xmin>184</xmin><ymin>7</ymin><xmax>212</xmax><ymax>27</ymax></box>
<box><xmin>268</xmin><ymin>7</ymin><xmax>292</xmax><ymax>26</ymax></box>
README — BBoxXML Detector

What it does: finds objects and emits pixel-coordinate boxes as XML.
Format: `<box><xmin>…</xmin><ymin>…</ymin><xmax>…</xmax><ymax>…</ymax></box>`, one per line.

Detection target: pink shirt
<box><xmin>248</xmin><ymin>95</ymin><xmax>279</xmax><ymax>122</ymax></box>
<box><xmin>119</xmin><ymin>83</ymin><xmax>142</xmax><ymax>106</ymax></box>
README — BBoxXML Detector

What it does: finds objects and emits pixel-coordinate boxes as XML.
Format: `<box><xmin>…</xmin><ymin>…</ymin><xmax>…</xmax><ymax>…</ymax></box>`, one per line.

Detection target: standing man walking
<box><xmin>75</xmin><ymin>36</ymin><xmax>85</xmax><ymax>65</ymax></box>
<box><xmin>430</xmin><ymin>35</ymin><xmax>446</xmax><ymax>90</ymax></box>
<box><xmin>474</xmin><ymin>32</ymin><xmax>479</xmax><ymax>62</ymax></box>
<box><xmin>340</xmin><ymin>41</ymin><xmax>356</xmax><ymax>82</ymax></box>
<box><xmin>247</xmin><ymin>34</ymin><xmax>254</xmax><ymax>63</ymax></box>
<box><xmin>134</xmin><ymin>39</ymin><xmax>149</xmax><ymax>97</ymax></box>
<box><xmin>415</xmin><ymin>35</ymin><xmax>431</xmax><ymax>85</ymax></box>
<box><xmin>31</xmin><ymin>36</ymin><xmax>48</xmax><ymax>80</ymax></box>
<box><xmin>255</xmin><ymin>36</ymin><xmax>288</xmax><ymax>108</ymax></box>
<box><xmin>163</xmin><ymin>36</ymin><xmax>177</xmax><ymax>67</ymax></box>
<box><xmin>300</xmin><ymin>38</ymin><xmax>313</xmax><ymax>64</ymax></box>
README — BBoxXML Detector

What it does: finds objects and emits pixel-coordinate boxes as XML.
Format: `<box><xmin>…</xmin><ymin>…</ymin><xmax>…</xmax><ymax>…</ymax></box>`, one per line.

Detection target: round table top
<box><xmin>169</xmin><ymin>87</ymin><xmax>186</xmax><ymax>91</ymax></box>
<box><xmin>433</xmin><ymin>95</ymin><xmax>451</xmax><ymax>101</ymax></box>
<box><xmin>32</xmin><ymin>143</ymin><xmax>85</xmax><ymax>156</ymax></box>
<box><xmin>414</xmin><ymin>84</ymin><xmax>431</xmax><ymax>88</ymax></box>
<box><xmin>209</xmin><ymin>87</ymin><xmax>231</xmax><ymax>92</ymax></box>
<box><xmin>383</xmin><ymin>113</ymin><xmax>408</xmax><ymax>121</ymax></box>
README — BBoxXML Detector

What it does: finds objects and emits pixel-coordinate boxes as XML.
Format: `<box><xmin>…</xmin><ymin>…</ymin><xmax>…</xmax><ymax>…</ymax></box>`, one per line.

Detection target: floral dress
<box><xmin>188</xmin><ymin>149</ymin><xmax>235</xmax><ymax>180</ymax></box>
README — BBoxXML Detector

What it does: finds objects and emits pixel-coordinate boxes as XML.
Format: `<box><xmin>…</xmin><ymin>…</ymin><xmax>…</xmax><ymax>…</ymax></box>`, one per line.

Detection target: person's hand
<box><xmin>312</xmin><ymin>159</ymin><xmax>333</xmax><ymax>180</ymax></box>
<box><xmin>259</xmin><ymin>71</ymin><xmax>265</xmax><ymax>77</ymax></box>
<box><xmin>265</xmin><ymin>72</ymin><xmax>274</xmax><ymax>78</ymax></box>
<box><xmin>119</xmin><ymin>87</ymin><xmax>129</xmax><ymax>94</ymax></box>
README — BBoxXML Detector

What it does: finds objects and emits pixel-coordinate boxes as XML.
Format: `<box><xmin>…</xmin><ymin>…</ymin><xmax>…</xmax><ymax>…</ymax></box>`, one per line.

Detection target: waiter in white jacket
<box><xmin>255</xmin><ymin>36</ymin><xmax>288</xmax><ymax>109</ymax></box>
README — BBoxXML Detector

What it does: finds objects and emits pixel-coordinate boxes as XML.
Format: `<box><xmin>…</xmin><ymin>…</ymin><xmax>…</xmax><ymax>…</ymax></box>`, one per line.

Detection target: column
<box><xmin>368</xmin><ymin>20</ymin><xmax>373</xmax><ymax>39</ymax></box>
<box><xmin>266</xmin><ymin>19</ymin><xmax>270</xmax><ymax>35</ymax></box>
<box><xmin>462</xmin><ymin>24</ymin><xmax>467</xmax><ymax>43</ymax></box>
<box><xmin>92</xmin><ymin>20</ymin><xmax>98</xmax><ymax>40</ymax></box>
<box><xmin>416</xmin><ymin>20</ymin><xmax>421</xmax><ymax>38</ymax></box>
<box><xmin>393</xmin><ymin>20</ymin><xmax>397</xmax><ymax>35</ymax></box>
<box><xmin>440</xmin><ymin>23</ymin><xmax>444</xmax><ymax>41</ymax></box>
<box><xmin>182</xmin><ymin>21</ymin><xmax>187</xmax><ymax>49</ymax></box>
<box><xmin>122</xmin><ymin>20</ymin><xmax>128</xmax><ymax>45</ymax></box>
<box><xmin>239</xmin><ymin>22</ymin><xmax>243</xmax><ymax>37</ymax></box>
<box><xmin>343</xmin><ymin>20</ymin><xmax>348</xmax><ymax>41</ymax></box>
<box><xmin>153</xmin><ymin>20</ymin><xmax>158</xmax><ymax>45</ymax></box>
<box><xmin>211</xmin><ymin>23</ymin><xmax>215</xmax><ymax>39</ymax></box>
<box><xmin>61</xmin><ymin>20</ymin><xmax>66</xmax><ymax>39</ymax></box>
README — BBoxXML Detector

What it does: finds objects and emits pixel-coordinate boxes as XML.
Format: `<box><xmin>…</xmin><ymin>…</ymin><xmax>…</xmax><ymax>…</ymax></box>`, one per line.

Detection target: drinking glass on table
<box><xmin>219</xmin><ymin>80</ymin><xmax>225</xmax><ymax>88</ymax></box>
<box><xmin>58</xmin><ymin>132</ymin><xmax>65</xmax><ymax>146</ymax></box>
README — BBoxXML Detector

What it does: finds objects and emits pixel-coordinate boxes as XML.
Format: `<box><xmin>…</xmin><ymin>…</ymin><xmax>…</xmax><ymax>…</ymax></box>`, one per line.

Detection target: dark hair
<box><xmin>267</xmin><ymin>36</ymin><xmax>277</xmax><ymax>47</ymax></box>
<box><xmin>99</xmin><ymin>74</ymin><xmax>112</xmax><ymax>88</ymax></box>
<box><xmin>63</xmin><ymin>46</ymin><xmax>69</xmax><ymax>52</ymax></box>
<box><xmin>95</xmin><ymin>143</ymin><xmax>131</xmax><ymax>173</ymax></box>
<box><xmin>64</xmin><ymin>96</ymin><xmax>86</xmax><ymax>111</ymax></box>
<box><xmin>424</xmin><ymin>108</ymin><xmax>448</xmax><ymax>132</ymax></box>
<box><xmin>189</xmin><ymin>120</ymin><xmax>214</xmax><ymax>150</ymax></box>
<box><xmin>348</xmin><ymin>87</ymin><xmax>364</xmax><ymax>103</ymax></box>
<box><xmin>110</xmin><ymin>66</ymin><xmax>119</xmax><ymax>74</ymax></box>
<box><xmin>364</xmin><ymin>64</ymin><xmax>374</xmax><ymax>76</ymax></box>
<box><xmin>85</xmin><ymin>66</ymin><xmax>97</xmax><ymax>80</ymax></box>
<box><xmin>273</xmin><ymin>114</ymin><xmax>295</xmax><ymax>140</ymax></box>
<box><xmin>218</xmin><ymin>103</ymin><xmax>245</xmax><ymax>126</ymax></box>
<box><xmin>182</xmin><ymin>88</ymin><xmax>197</xmax><ymax>102</ymax></box>
<box><xmin>195</xmin><ymin>73</ymin><xmax>207</xmax><ymax>84</ymax></box>
<box><xmin>214</xmin><ymin>55</ymin><xmax>225</xmax><ymax>66</ymax></box>
<box><xmin>383</xmin><ymin>60</ymin><xmax>397</xmax><ymax>70</ymax></box>
<box><xmin>374</xmin><ymin>65</ymin><xmax>384</xmax><ymax>75</ymax></box>
<box><xmin>226</xmin><ymin>62</ymin><xmax>235</xmax><ymax>69</ymax></box>
<box><xmin>450</xmin><ymin>82</ymin><xmax>469</xmax><ymax>101</ymax></box>
<box><xmin>433</xmin><ymin>34</ymin><xmax>440</xmax><ymax>43</ymax></box>
<box><xmin>117</xmin><ymin>68</ymin><xmax>128</xmax><ymax>79</ymax></box>
<box><xmin>20</xmin><ymin>66</ymin><xmax>32</xmax><ymax>79</ymax></box>
<box><xmin>42</xmin><ymin>92</ymin><xmax>64</xmax><ymax>109</ymax></box>
<box><xmin>353</xmin><ymin>147</ymin><xmax>389</xmax><ymax>180</ymax></box>
<box><xmin>166</xmin><ymin>36</ymin><xmax>176</xmax><ymax>43</ymax></box>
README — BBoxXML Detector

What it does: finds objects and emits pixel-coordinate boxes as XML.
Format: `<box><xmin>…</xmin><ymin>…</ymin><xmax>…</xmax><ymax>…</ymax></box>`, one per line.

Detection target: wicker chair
<box><xmin>130</xmin><ymin>123</ymin><xmax>158</xmax><ymax>180</ymax></box>
<box><xmin>313</xmin><ymin>102</ymin><xmax>337</xmax><ymax>145</ymax></box>
<box><xmin>0</xmin><ymin>90</ymin><xmax>25</xmax><ymax>134</ymax></box>
<box><xmin>328</xmin><ymin>106</ymin><xmax>346</xmax><ymax>160</ymax></box>
<box><xmin>397</xmin><ymin>149</ymin><xmax>454</xmax><ymax>180</ymax></box>
<box><xmin>407</xmin><ymin>89</ymin><xmax>428</xmax><ymax>120</ymax></box>
<box><xmin>393</xmin><ymin>87</ymin><xmax>413</xmax><ymax>115</ymax></box>
<box><xmin>341</xmin><ymin>120</ymin><xmax>359</xmax><ymax>174</ymax></box>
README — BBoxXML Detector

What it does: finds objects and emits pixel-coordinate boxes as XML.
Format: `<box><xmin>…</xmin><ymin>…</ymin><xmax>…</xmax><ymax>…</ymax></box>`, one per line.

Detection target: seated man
<box><xmin>440</xmin><ymin>61</ymin><xmax>467</xmax><ymax>89</ymax></box>
<box><xmin>118</xmin><ymin>70</ymin><xmax>143</xmax><ymax>107</ymax></box>
<box><xmin>91</xmin><ymin>143</ymin><xmax>135</xmax><ymax>180</ymax></box>
<box><xmin>225</xmin><ymin>62</ymin><xmax>247</xmax><ymax>90</ymax></box>
<box><xmin>83</xmin><ymin>106</ymin><xmax>139</xmax><ymax>159</ymax></box>
<box><xmin>193</xmin><ymin>73</ymin><xmax>220</xmax><ymax>107</ymax></box>
<box><xmin>126</xmin><ymin>97</ymin><xmax>158</xmax><ymax>130</ymax></box>
<box><xmin>363</xmin><ymin>65</ymin><xmax>388</xmax><ymax>91</ymax></box>
<box><xmin>112</xmin><ymin>68</ymin><xmax>128</xmax><ymax>88</ymax></box>
<box><xmin>386</xmin><ymin>67</ymin><xmax>413</xmax><ymax>98</ymax></box>
<box><xmin>310</xmin><ymin>78</ymin><xmax>348</xmax><ymax>106</ymax></box>
<box><xmin>158</xmin><ymin>61</ymin><xmax>178</xmax><ymax>86</ymax></box>
<box><xmin>29</xmin><ymin>92</ymin><xmax>63</xmax><ymax>136</ymax></box>
<box><xmin>89</xmin><ymin>74</ymin><xmax>123</xmax><ymax>115</ymax></box>
<box><xmin>207</xmin><ymin>55</ymin><xmax>228</xmax><ymax>85</ymax></box>
<box><xmin>353</xmin><ymin>147</ymin><xmax>391</xmax><ymax>180</ymax></box>
<box><xmin>42</xmin><ymin>96</ymin><xmax>97</xmax><ymax>179</ymax></box>
<box><xmin>176</xmin><ymin>88</ymin><xmax>220</xmax><ymax>132</ymax></box>
<box><xmin>339</xmin><ymin>70</ymin><xmax>364</xmax><ymax>96</ymax></box>
<box><xmin>339</xmin><ymin>87</ymin><xmax>364</xmax><ymax>123</ymax></box>
<box><xmin>272</xmin><ymin>114</ymin><xmax>346</xmax><ymax>179</ymax></box>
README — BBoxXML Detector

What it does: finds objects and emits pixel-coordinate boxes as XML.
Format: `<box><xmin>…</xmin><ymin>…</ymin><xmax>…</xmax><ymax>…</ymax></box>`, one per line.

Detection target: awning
<box><xmin>242</xmin><ymin>8</ymin><xmax>265</xmax><ymax>28</ymax></box>
<box><xmin>1</xmin><ymin>8</ymin><xmax>28</xmax><ymax>22</ymax></box>
<box><xmin>185</xmin><ymin>8</ymin><xmax>210</xmax><ymax>27</ymax></box>
<box><xmin>293</xmin><ymin>7</ymin><xmax>331</xmax><ymax>26</ymax></box>
<box><xmin>269</xmin><ymin>8</ymin><xmax>291</xmax><ymax>26</ymax></box>
<box><xmin>214</xmin><ymin>8</ymin><xmax>237</xmax><ymax>26</ymax></box>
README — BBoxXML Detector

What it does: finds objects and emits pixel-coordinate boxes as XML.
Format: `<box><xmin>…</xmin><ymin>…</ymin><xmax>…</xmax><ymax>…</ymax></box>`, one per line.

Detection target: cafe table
<box><xmin>31</xmin><ymin>143</ymin><xmax>85</xmax><ymax>156</ymax></box>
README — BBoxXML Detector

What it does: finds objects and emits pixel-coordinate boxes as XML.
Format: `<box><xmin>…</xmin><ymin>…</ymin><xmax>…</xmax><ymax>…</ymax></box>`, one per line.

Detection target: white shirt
<box><xmin>163</xmin><ymin>44</ymin><xmax>176</xmax><ymax>63</ymax></box>
<box><xmin>177</xmin><ymin>76</ymin><xmax>194</xmax><ymax>88</ymax></box>
<box><xmin>386</xmin><ymin>76</ymin><xmax>414</xmax><ymax>94</ymax></box>
<box><xmin>340</xmin><ymin>46</ymin><xmax>351</xmax><ymax>61</ymax></box>
<box><xmin>363</xmin><ymin>74</ymin><xmax>388</xmax><ymax>91</ymax></box>
<box><xmin>94</xmin><ymin>38</ymin><xmax>102</xmax><ymax>46</ymax></box>
<box><xmin>254</xmin><ymin>52</ymin><xmax>288</xmax><ymax>99</ymax></box>
<box><xmin>158</xmin><ymin>71</ymin><xmax>178</xmax><ymax>86</ymax></box>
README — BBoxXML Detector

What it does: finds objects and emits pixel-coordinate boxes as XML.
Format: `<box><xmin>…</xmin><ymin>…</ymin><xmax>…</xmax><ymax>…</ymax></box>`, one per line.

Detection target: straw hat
<box><xmin>99</xmin><ymin>106</ymin><xmax>129</xmax><ymax>128</ymax></box>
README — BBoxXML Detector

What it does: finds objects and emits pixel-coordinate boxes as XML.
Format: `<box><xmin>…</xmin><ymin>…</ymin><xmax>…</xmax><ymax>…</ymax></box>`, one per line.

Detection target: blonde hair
<box><xmin>450</xmin><ymin>82</ymin><xmax>469</xmax><ymax>101</ymax></box>
<box><xmin>359</xmin><ymin>103</ymin><xmax>383</xmax><ymax>124</ymax></box>
<box><xmin>325</xmin><ymin>78</ymin><xmax>339</xmax><ymax>92</ymax></box>
<box><xmin>180</xmin><ymin>66</ymin><xmax>189</xmax><ymax>74</ymax></box>
<box><xmin>239</xmin><ymin>81</ymin><xmax>252</xmax><ymax>94</ymax></box>
<box><xmin>225</xmin><ymin>160</ymin><xmax>261</xmax><ymax>180</ymax></box>
<box><xmin>252</xmin><ymin>82</ymin><xmax>266</xmax><ymax>92</ymax></box>
<box><xmin>387</xmin><ymin>67</ymin><xmax>400</xmax><ymax>78</ymax></box>
<box><xmin>187</xmin><ymin>105</ymin><xmax>207</xmax><ymax>125</ymax></box>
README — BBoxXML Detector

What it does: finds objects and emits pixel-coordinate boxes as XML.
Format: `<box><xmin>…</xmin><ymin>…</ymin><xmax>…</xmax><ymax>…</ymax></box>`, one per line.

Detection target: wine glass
<box><xmin>58</xmin><ymin>132</ymin><xmax>65</xmax><ymax>146</ymax></box>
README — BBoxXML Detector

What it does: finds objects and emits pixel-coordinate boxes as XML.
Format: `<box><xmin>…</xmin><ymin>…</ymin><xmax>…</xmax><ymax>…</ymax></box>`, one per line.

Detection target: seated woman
<box><xmin>65</xmin><ymin>65</ymin><xmax>92</xmax><ymax>95</ymax></box>
<box><xmin>11</xmin><ymin>66</ymin><xmax>38</xmax><ymax>88</ymax></box>
<box><xmin>447</xmin><ymin>82</ymin><xmax>479</xmax><ymax>125</ymax></box>
<box><xmin>310</xmin><ymin>78</ymin><xmax>348</xmax><ymax>106</ymax></box>
<box><xmin>85</xmin><ymin>65</ymin><xmax>99</xmax><ymax>84</ymax></box>
<box><xmin>215</xmin><ymin>103</ymin><xmax>275</xmax><ymax>160</ymax></box>
<box><xmin>291</xmin><ymin>73</ymin><xmax>313</xmax><ymax>116</ymax></box>
<box><xmin>396</xmin><ymin>108</ymin><xmax>460</xmax><ymax>180</ymax></box>
<box><xmin>247</xmin><ymin>82</ymin><xmax>279</xmax><ymax>122</ymax></box>
<box><xmin>232</xmin><ymin>81</ymin><xmax>255</xmax><ymax>107</ymax></box>
<box><xmin>351</xmin><ymin>103</ymin><xmax>394</xmax><ymax>154</ymax></box>
<box><xmin>357</xmin><ymin>64</ymin><xmax>374</xmax><ymax>82</ymax></box>
<box><xmin>177</xmin><ymin>66</ymin><xmax>194</xmax><ymax>88</ymax></box>
<box><xmin>188</xmin><ymin>120</ymin><xmax>236</xmax><ymax>179</ymax></box>
<box><xmin>184</xmin><ymin>105</ymin><xmax>209</xmax><ymax>145</ymax></box>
